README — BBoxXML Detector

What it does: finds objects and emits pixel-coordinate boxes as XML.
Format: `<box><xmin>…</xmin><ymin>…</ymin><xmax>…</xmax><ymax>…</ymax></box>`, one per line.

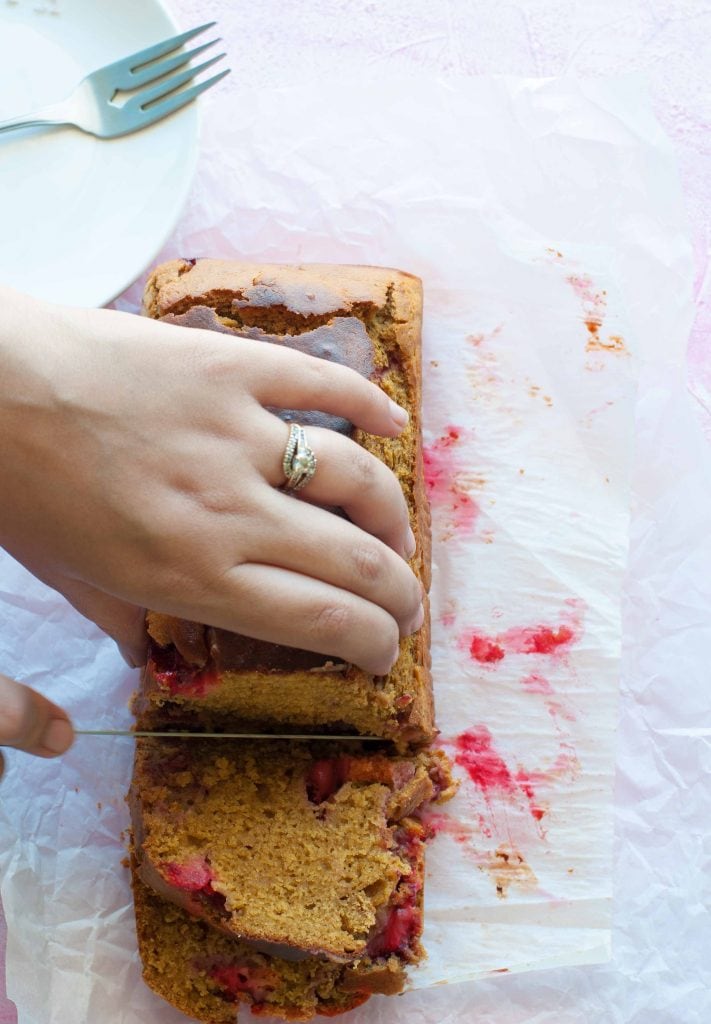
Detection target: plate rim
<box><xmin>0</xmin><ymin>0</ymin><xmax>200</xmax><ymax>310</ymax></box>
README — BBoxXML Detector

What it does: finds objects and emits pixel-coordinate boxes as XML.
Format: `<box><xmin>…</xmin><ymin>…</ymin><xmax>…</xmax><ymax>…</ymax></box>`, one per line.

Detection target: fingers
<box><xmin>302</xmin><ymin>439</ymin><xmax>415</xmax><ymax>558</ymax></box>
<box><xmin>206</xmin><ymin>563</ymin><xmax>403</xmax><ymax>676</ymax></box>
<box><xmin>259</xmin><ymin>417</ymin><xmax>415</xmax><ymax>558</ymax></box>
<box><xmin>0</xmin><ymin>672</ymin><xmax>74</xmax><ymax>758</ymax></box>
<box><xmin>226</xmin><ymin>338</ymin><xmax>409</xmax><ymax>438</ymax></box>
<box><xmin>247</xmin><ymin>489</ymin><xmax>422</xmax><ymax>635</ymax></box>
<box><xmin>44</xmin><ymin>575</ymin><xmax>147</xmax><ymax>668</ymax></box>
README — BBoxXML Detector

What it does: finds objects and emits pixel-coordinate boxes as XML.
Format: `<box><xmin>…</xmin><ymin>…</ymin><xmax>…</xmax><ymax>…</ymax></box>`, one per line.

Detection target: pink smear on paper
<box><xmin>451</xmin><ymin>727</ymin><xmax>546</xmax><ymax>827</ymax></box>
<box><xmin>454</xmin><ymin>728</ymin><xmax>517</xmax><ymax>796</ymax></box>
<box><xmin>424</xmin><ymin>811</ymin><xmax>477</xmax><ymax>844</ymax></box>
<box><xmin>459</xmin><ymin>600</ymin><xmax>584</xmax><ymax>666</ymax></box>
<box><xmin>423</xmin><ymin>426</ymin><xmax>480</xmax><ymax>535</ymax></box>
<box><xmin>521</xmin><ymin>672</ymin><xmax>554</xmax><ymax>696</ymax></box>
<box><xmin>461</xmin><ymin>621</ymin><xmax>578</xmax><ymax>665</ymax></box>
<box><xmin>522</xmin><ymin>673</ymin><xmax>577</xmax><ymax>723</ymax></box>
<box><xmin>446</xmin><ymin>726</ymin><xmax>580</xmax><ymax>834</ymax></box>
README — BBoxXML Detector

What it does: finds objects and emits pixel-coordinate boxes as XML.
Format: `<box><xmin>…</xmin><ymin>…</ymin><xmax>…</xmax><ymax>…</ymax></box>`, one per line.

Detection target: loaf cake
<box><xmin>138</xmin><ymin>259</ymin><xmax>433</xmax><ymax>747</ymax></box>
<box><xmin>130</xmin><ymin>260</ymin><xmax>453</xmax><ymax>1021</ymax></box>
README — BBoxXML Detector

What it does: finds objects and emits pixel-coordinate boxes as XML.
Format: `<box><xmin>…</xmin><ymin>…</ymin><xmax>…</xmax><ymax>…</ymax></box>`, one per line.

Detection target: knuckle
<box><xmin>352</xmin><ymin>449</ymin><xmax>378</xmax><ymax>491</ymax></box>
<box><xmin>303</xmin><ymin>353</ymin><xmax>332</xmax><ymax>390</ymax></box>
<box><xmin>310</xmin><ymin>601</ymin><xmax>352</xmax><ymax>645</ymax></box>
<box><xmin>353</xmin><ymin>542</ymin><xmax>386</xmax><ymax>584</ymax></box>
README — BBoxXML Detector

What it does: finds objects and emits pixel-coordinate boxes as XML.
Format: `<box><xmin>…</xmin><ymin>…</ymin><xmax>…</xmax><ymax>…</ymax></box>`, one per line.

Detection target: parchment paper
<box><xmin>0</xmin><ymin>73</ymin><xmax>694</xmax><ymax>1022</ymax></box>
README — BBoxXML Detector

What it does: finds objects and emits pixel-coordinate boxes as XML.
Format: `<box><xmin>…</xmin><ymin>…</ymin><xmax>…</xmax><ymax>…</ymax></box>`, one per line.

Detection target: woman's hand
<box><xmin>0</xmin><ymin>286</ymin><xmax>422</xmax><ymax>758</ymax></box>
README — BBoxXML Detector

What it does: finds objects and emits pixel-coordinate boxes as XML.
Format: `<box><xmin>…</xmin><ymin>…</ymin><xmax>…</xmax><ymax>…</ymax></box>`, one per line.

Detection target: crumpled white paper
<box><xmin>0</xmin><ymin>73</ymin><xmax>696</xmax><ymax>1023</ymax></box>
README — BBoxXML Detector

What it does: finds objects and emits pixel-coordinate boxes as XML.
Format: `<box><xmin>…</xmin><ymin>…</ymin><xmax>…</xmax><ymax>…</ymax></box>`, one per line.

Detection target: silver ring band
<box><xmin>282</xmin><ymin>423</ymin><xmax>317</xmax><ymax>492</ymax></box>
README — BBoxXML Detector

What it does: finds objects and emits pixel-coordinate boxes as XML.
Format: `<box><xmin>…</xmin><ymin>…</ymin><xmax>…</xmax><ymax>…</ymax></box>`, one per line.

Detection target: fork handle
<box><xmin>0</xmin><ymin>102</ymin><xmax>71</xmax><ymax>136</ymax></box>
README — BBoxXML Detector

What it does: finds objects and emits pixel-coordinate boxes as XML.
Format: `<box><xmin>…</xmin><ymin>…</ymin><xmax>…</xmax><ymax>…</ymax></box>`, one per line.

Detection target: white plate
<box><xmin>0</xmin><ymin>0</ymin><xmax>199</xmax><ymax>308</ymax></box>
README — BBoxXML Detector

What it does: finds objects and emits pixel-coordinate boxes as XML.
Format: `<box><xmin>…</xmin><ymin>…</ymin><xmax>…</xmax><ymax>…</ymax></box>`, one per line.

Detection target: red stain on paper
<box><xmin>439</xmin><ymin>600</ymin><xmax>458</xmax><ymax>628</ymax></box>
<box><xmin>461</xmin><ymin>620</ymin><xmax>578</xmax><ymax>665</ymax></box>
<box><xmin>522</xmin><ymin>673</ymin><xmax>576</xmax><ymax>724</ymax></box>
<box><xmin>452</xmin><ymin>728</ymin><xmax>546</xmax><ymax>830</ymax></box>
<box><xmin>521</xmin><ymin>672</ymin><xmax>554</xmax><ymax>696</ymax></box>
<box><xmin>453</xmin><ymin>728</ymin><xmax>517</xmax><ymax>797</ymax></box>
<box><xmin>446</xmin><ymin>725</ymin><xmax>581</xmax><ymax>834</ymax></box>
<box><xmin>469</xmin><ymin>635</ymin><xmax>505</xmax><ymax>663</ymax></box>
<box><xmin>505</xmin><ymin>624</ymin><xmax>576</xmax><ymax>655</ymax></box>
<box><xmin>423</xmin><ymin>811</ymin><xmax>476</xmax><ymax>844</ymax></box>
<box><xmin>423</xmin><ymin>426</ymin><xmax>480</xmax><ymax>536</ymax></box>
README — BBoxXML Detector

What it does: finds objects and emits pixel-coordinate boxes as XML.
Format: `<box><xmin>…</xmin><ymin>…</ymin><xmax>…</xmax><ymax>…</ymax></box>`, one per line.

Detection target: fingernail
<box><xmin>118</xmin><ymin>643</ymin><xmax>138</xmax><ymax>669</ymax></box>
<box><xmin>388</xmin><ymin>642</ymin><xmax>401</xmax><ymax>671</ymax></box>
<box><xmin>410</xmin><ymin>603</ymin><xmax>425</xmax><ymax>634</ymax></box>
<box><xmin>373</xmin><ymin>643</ymin><xmax>400</xmax><ymax>677</ymax></box>
<box><xmin>405</xmin><ymin>526</ymin><xmax>416</xmax><ymax>558</ymax></box>
<box><xmin>389</xmin><ymin>399</ymin><xmax>409</xmax><ymax>428</ymax></box>
<box><xmin>41</xmin><ymin>718</ymin><xmax>74</xmax><ymax>755</ymax></box>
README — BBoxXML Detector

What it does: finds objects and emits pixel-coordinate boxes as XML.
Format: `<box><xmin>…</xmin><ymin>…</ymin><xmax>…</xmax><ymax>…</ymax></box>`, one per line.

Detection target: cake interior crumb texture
<box><xmin>131</xmin><ymin>738</ymin><xmax>456</xmax><ymax>960</ymax></box>
<box><xmin>133</xmin><ymin>868</ymin><xmax>401</xmax><ymax>1023</ymax></box>
<box><xmin>130</xmin><ymin>739</ymin><xmax>457</xmax><ymax>1023</ymax></box>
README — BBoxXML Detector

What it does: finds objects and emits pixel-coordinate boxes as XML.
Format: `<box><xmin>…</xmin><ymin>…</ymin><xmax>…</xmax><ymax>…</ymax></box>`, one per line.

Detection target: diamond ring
<box><xmin>282</xmin><ymin>423</ymin><xmax>317</xmax><ymax>492</ymax></box>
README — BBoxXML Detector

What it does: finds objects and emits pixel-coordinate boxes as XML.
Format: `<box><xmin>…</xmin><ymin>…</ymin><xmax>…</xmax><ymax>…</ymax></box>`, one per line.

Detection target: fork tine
<box><xmin>128</xmin><ymin>38</ymin><xmax>220</xmax><ymax>89</ymax></box>
<box><xmin>136</xmin><ymin>68</ymin><xmax>231</xmax><ymax>127</ymax></box>
<box><xmin>130</xmin><ymin>54</ymin><xmax>226</xmax><ymax>111</ymax></box>
<box><xmin>99</xmin><ymin>22</ymin><xmax>216</xmax><ymax>91</ymax></box>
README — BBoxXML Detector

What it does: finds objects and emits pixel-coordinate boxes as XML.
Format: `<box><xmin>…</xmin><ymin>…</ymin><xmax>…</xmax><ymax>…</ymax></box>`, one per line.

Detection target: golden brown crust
<box><xmin>143</xmin><ymin>258</ymin><xmax>419</xmax><ymax>337</ymax></box>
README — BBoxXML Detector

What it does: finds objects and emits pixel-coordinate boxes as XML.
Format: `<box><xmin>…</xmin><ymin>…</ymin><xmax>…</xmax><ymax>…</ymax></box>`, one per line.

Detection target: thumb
<box><xmin>0</xmin><ymin>672</ymin><xmax>74</xmax><ymax>767</ymax></box>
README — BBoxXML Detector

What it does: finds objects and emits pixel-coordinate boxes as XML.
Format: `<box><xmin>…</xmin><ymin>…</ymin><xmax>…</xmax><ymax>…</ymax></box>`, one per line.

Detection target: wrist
<box><xmin>0</xmin><ymin>286</ymin><xmax>60</xmax><ymax>408</ymax></box>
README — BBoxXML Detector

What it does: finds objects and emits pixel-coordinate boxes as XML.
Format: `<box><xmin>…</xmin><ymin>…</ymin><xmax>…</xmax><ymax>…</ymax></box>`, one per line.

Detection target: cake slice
<box><xmin>137</xmin><ymin>259</ymin><xmax>433</xmax><ymax>747</ymax></box>
<box><xmin>132</xmin><ymin>867</ymin><xmax>410</xmax><ymax>1022</ymax></box>
<box><xmin>130</xmin><ymin>738</ymin><xmax>456</xmax><ymax>964</ymax></box>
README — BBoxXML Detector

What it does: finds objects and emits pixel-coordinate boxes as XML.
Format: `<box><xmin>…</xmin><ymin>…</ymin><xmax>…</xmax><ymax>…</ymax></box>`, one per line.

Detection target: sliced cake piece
<box><xmin>138</xmin><ymin>259</ymin><xmax>433</xmax><ymax>747</ymax></box>
<box><xmin>130</xmin><ymin>738</ymin><xmax>456</xmax><ymax>963</ymax></box>
<box><xmin>132</xmin><ymin>866</ymin><xmax>413</xmax><ymax>1022</ymax></box>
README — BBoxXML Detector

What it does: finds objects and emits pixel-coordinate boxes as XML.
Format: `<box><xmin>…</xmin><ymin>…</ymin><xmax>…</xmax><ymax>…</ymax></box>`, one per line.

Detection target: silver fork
<box><xmin>0</xmin><ymin>22</ymin><xmax>229</xmax><ymax>139</ymax></box>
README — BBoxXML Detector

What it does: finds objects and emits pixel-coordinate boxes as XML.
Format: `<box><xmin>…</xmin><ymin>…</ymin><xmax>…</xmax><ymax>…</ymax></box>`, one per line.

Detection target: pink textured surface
<box><xmin>2</xmin><ymin>3</ymin><xmax>709</xmax><ymax>1023</ymax></box>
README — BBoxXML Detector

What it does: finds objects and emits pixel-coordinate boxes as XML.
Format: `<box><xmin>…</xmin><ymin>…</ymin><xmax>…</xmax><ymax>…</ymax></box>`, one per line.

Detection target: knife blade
<box><xmin>75</xmin><ymin>729</ymin><xmax>381</xmax><ymax>741</ymax></box>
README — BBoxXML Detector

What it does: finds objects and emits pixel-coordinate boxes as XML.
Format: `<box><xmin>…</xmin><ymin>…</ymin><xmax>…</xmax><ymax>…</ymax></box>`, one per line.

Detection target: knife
<box><xmin>75</xmin><ymin>729</ymin><xmax>381</xmax><ymax>741</ymax></box>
